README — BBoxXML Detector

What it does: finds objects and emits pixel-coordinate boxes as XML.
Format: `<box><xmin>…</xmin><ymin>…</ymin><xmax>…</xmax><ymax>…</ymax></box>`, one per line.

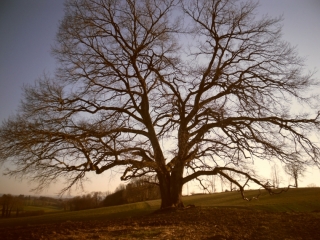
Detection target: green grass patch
<box><xmin>23</xmin><ymin>205</ymin><xmax>63</xmax><ymax>213</ymax></box>
<box><xmin>1</xmin><ymin>187</ymin><xmax>319</xmax><ymax>228</ymax></box>
<box><xmin>0</xmin><ymin>200</ymin><xmax>158</xmax><ymax>227</ymax></box>
<box><xmin>182</xmin><ymin>187</ymin><xmax>320</xmax><ymax>212</ymax></box>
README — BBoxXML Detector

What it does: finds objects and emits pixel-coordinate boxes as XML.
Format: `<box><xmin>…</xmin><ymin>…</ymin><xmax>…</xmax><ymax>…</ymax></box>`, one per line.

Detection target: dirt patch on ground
<box><xmin>2</xmin><ymin>207</ymin><xmax>320</xmax><ymax>239</ymax></box>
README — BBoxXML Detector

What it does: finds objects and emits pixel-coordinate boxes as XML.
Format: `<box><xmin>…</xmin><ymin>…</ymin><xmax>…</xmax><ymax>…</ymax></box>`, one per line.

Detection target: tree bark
<box><xmin>157</xmin><ymin>164</ymin><xmax>184</xmax><ymax>209</ymax></box>
<box><xmin>157</xmin><ymin>173</ymin><xmax>172</xmax><ymax>209</ymax></box>
<box><xmin>295</xmin><ymin>177</ymin><xmax>298</xmax><ymax>188</ymax></box>
<box><xmin>169</xmin><ymin>165</ymin><xmax>184</xmax><ymax>208</ymax></box>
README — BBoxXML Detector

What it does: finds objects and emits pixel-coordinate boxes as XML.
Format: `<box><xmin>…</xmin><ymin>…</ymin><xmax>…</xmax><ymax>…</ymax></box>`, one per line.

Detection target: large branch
<box><xmin>183</xmin><ymin>166</ymin><xmax>293</xmax><ymax>201</ymax></box>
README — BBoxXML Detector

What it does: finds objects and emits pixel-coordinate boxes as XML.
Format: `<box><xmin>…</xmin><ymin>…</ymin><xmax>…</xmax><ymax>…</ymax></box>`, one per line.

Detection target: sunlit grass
<box><xmin>183</xmin><ymin>187</ymin><xmax>320</xmax><ymax>212</ymax></box>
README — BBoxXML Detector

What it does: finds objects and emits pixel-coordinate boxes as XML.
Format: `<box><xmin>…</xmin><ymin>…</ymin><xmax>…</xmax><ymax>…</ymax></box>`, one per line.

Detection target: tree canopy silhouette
<box><xmin>0</xmin><ymin>0</ymin><xmax>319</xmax><ymax>208</ymax></box>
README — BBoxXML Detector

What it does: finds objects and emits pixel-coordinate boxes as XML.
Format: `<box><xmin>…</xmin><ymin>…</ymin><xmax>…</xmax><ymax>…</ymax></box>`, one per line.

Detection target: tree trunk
<box><xmin>157</xmin><ymin>165</ymin><xmax>184</xmax><ymax>209</ymax></box>
<box><xmin>1</xmin><ymin>205</ymin><xmax>4</xmax><ymax>217</ymax></box>
<box><xmin>169</xmin><ymin>165</ymin><xmax>184</xmax><ymax>208</ymax></box>
<box><xmin>157</xmin><ymin>173</ymin><xmax>172</xmax><ymax>209</ymax></box>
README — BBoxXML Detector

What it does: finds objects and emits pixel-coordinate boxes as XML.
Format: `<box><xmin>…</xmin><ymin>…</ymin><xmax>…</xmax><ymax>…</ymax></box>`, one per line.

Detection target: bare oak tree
<box><xmin>284</xmin><ymin>162</ymin><xmax>306</xmax><ymax>187</ymax></box>
<box><xmin>0</xmin><ymin>0</ymin><xmax>320</xmax><ymax>209</ymax></box>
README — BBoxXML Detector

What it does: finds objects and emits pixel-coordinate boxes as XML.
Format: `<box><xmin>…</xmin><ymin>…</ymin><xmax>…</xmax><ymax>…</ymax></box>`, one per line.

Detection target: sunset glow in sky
<box><xmin>0</xmin><ymin>0</ymin><xmax>319</xmax><ymax>196</ymax></box>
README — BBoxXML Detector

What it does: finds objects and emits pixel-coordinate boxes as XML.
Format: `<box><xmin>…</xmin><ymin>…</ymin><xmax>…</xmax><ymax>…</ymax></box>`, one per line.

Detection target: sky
<box><xmin>0</xmin><ymin>0</ymin><xmax>319</xmax><ymax>197</ymax></box>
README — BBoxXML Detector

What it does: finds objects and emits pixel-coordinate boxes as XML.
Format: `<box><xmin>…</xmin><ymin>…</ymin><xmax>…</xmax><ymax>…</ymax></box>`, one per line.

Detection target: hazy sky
<box><xmin>0</xmin><ymin>0</ymin><xmax>319</xmax><ymax>196</ymax></box>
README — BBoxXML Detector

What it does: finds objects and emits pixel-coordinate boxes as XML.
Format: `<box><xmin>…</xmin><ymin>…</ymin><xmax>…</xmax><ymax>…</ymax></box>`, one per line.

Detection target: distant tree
<box><xmin>0</xmin><ymin>0</ymin><xmax>319</xmax><ymax>209</ymax></box>
<box><xmin>206</xmin><ymin>175</ymin><xmax>217</xmax><ymax>193</ymax></box>
<box><xmin>226</xmin><ymin>170</ymin><xmax>239</xmax><ymax>191</ymax></box>
<box><xmin>284</xmin><ymin>162</ymin><xmax>306</xmax><ymax>187</ymax></box>
<box><xmin>92</xmin><ymin>191</ymin><xmax>104</xmax><ymax>208</ymax></box>
<box><xmin>15</xmin><ymin>195</ymin><xmax>25</xmax><ymax>216</ymax></box>
<box><xmin>1</xmin><ymin>194</ymin><xmax>14</xmax><ymax>218</ymax></box>
<box><xmin>0</xmin><ymin>194</ymin><xmax>24</xmax><ymax>218</ymax></box>
<box><xmin>307</xmin><ymin>183</ymin><xmax>317</xmax><ymax>188</ymax></box>
<box><xmin>201</xmin><ymin>171</ymin><xmax>239</xmax><ymax>193</ymax></box>
<box><xmin>103</xmin><ymin>178</ymin><xmax>160</xmax><ymax>206</ymax></box>
<box><xmin>271</xmin><ymin>164</ymin><xmax>282</xmax><ymax>189</ymax></box>
<box><xmin>68</xmin><ymin>192</ymin><xmax>105</xmax><ymax>211</ymax></box>
<box><xmin>103</xmin><ymin>188</ymin><xmax>128</xmax><ymax>207</ymax></box>
<box><xmin>126</xmin><ymin>176</ymin><xmax>160</xmax><ymax>202</ymax></box>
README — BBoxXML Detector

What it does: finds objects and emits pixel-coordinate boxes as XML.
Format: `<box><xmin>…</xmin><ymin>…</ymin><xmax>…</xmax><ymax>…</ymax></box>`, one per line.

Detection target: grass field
<box><xmin>183</xmin><ymin>187</ymin><xmax>320</xmax><ymax>212</ymax></box>
<box><xmin>23</xmin><ymin>205</ymin><xmax>63</xmax><ymax>213</ymax></box>
<box><xmin>1</xmin><ymin>187</ymin><xmax>319</xmax><ymax>228</ymax></box>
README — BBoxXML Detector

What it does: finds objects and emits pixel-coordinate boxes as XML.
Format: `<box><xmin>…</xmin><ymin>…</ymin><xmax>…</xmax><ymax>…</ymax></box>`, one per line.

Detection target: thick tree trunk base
<box><xmin>160</xmin><ymin>200</ymin><xmax>184</xmax><ymax>210</ymax></box>
<box><xmin>153</xmin><ymin>204</ymin><xmax>196</xmax><ymax>214</ymax></box>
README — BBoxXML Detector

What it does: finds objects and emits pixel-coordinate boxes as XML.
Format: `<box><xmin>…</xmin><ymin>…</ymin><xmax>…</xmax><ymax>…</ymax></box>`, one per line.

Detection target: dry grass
<box><xmin>2</xmin><ymin>207</ymin><xmax>320</xmax><ymax>239</ymax></box>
